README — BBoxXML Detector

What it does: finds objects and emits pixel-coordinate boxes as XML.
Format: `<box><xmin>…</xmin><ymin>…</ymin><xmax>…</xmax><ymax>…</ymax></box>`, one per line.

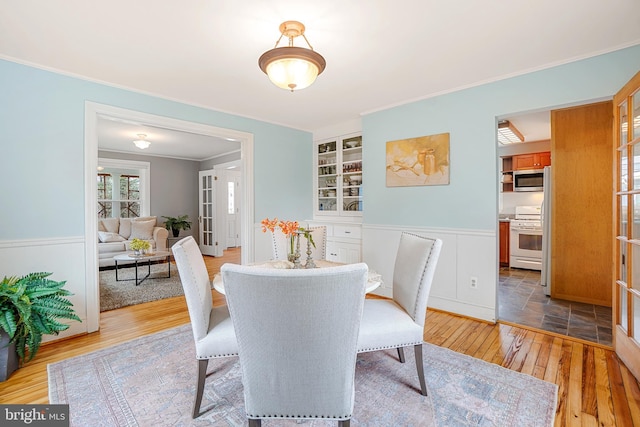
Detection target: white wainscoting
<box><xmin>0</xmin><ymin>237</ymin><xmax>89</xmax><ymax>342</ymax></box>
<box><xmin>362</xmin><ymin>224</ymin><xmax>497</xmax><ymax>323</ymax></box>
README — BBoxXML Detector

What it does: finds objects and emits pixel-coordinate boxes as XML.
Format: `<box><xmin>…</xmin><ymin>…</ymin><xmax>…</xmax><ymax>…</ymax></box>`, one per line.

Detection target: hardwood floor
<box><xmin>1</xmin><ymin>246</ymin><xmax>639</xmax><ymax>426</ymax></box>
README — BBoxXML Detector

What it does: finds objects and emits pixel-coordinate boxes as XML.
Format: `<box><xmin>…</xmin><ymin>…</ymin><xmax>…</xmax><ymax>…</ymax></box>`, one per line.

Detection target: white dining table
<box><xmin>212</xmin><ymin>259</ymin><xmax>382</xmax><ymax>295</ymax></box>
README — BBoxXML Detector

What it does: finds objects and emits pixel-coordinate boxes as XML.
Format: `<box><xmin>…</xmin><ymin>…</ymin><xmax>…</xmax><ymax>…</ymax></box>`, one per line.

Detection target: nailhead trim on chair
<box><xmin>196</xmin><ymin>353</ymin><xmax>238</xmax><ymax>358</ymax></box>
<box><xmin>357</xmin><ymin>341</ymin><xmax>423</xmax><ymax>353</ymax></box>
<box><xmin>246</xmin><ymin>413</ymin><xmax>352</xmax><ymax>419</ymax></box>
<box><xmin>402</xmin><ymin>232</ymin><xmax>438</xmax><ymax>324</ymax></box>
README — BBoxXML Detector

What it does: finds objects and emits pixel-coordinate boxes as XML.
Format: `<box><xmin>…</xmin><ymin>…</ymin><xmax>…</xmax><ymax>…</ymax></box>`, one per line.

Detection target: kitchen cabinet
<box><xmin>500</xmin><ymin>152</ymin><xmax>551</xmax><ymax>192</ymax></box>
<box><xmin>309</xmin><ymin>221</ymin><xmax>362</xmax><ymax>263</ymax></box>
<box><xmin>315</xmin><ymin>134</ymin><xmax>362</xmax><ymax>217</ymax></box>
<box><xmin>499</xmin><ymin>221</ymin><xmax>510</xmax><ymax>267</ymax></box>
<box><xmin>513</xmin><ymin>151</ymin><xmax>551</xmax><ymax>170</ymax></box>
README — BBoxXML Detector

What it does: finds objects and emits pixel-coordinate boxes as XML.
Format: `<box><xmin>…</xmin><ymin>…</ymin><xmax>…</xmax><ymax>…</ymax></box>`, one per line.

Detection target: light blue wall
<box><xmin>363</xmin><ymin>45</ymin><xmax>640</xmax><ymax>230</ymax></box>
<box><xmin>0</xmin><ymin>59</ymin><xmax>312</xmax><ymax>240</ymax></box>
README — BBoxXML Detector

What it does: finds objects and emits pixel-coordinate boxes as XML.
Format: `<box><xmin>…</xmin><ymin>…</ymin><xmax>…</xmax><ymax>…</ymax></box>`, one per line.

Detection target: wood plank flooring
<box><xmin>1</xmin><ymin>247</ymin><xmax>639</xmax><ymax>426</ymax></box>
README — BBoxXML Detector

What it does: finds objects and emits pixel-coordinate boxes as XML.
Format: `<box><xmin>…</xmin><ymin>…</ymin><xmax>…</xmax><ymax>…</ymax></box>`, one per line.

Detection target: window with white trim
<box><xmin>97</xmin><ymin>158</ymin><xmax>150</xmax><ymax>218</ymax></box>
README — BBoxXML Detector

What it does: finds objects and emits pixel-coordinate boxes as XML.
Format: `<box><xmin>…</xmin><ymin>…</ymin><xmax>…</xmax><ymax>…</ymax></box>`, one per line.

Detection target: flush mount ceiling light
<box><xmin>497</xmin><ymin>120</ymin><xmax>525</xmax><ymax>144</ymax></box>
<box><xmin>258</xmin><ymin>20</ymin><xmax>326</xmax><ymax>92</ymax></box>
<box><xmin>133</xmin><ymin>134</ymin><xmax>151</xmax><ymax>149</ymax></box>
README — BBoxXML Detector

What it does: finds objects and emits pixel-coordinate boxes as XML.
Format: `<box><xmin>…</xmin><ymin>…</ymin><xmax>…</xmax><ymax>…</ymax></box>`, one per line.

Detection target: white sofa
<box><xmin>98</xmin><ymin>216</ymin><xmax>169</xmax><ymax>267</ymax></box>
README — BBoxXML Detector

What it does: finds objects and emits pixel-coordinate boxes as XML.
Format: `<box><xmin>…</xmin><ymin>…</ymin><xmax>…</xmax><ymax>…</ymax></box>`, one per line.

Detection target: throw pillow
<box><xmin>98</xmin><ymin>231</ymin><xmax>126</xmax><ymax>243</ymax></box>
<box><xmin>133</xmin><ymin>216</ymin><xmax>157</xmax><ymax>223</ymax></box>
<box><xmin>130</xmin><ymin>219</ymin><xmax>155</xmax><ymax>240</ymax></box>
<box><xmin>119</xmin><ymin>218</ymin><xmax>132</xmax><ymax>239</ymax></box>
<box><xmin>99</xmin><ymin>218</ymin><xmax>120</xmax><ymax>234</ymax></box>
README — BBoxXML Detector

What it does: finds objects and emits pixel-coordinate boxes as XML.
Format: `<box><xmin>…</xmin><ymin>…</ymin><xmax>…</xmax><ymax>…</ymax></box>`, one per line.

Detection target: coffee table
<box><xmin>113</xmin><ymin>251</ymin><xmax>171</xmax><ymax>286</ymax></box>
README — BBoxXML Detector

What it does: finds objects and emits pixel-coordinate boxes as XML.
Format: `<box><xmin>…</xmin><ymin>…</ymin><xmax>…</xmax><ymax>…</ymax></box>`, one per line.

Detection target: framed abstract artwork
<box><xmin>386</xmin><ymin>133</ymin><xmax>450</xmax><ymax>187</ymax></box>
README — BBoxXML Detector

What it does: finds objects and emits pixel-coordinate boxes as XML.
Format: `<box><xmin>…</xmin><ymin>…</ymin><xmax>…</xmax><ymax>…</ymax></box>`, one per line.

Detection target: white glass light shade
<box><xmin>259</xmin><ymin>46</ymin><xmax>326</xmax><ymax>91</ymax></box>
<box><xmin>133</xmin><ymin>140</ymin><xmax>150</xmax><ymax>149</ymax></box>
<box><xmin>266</xmin><ymin>57</ymin><xmax>318</xmax><ymax>91</ymax></box>
<box><xmin>133</xmin><ymin>134</ymin><xmax>150</xmax><ymax>149</ymax></box>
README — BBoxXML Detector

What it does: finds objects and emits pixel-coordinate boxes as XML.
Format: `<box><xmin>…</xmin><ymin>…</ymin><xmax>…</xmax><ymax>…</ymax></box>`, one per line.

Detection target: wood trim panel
<box><xmin>550</xmin><ymin>101</ymin><xmax>613</xmax><ymax>306</ymax></box>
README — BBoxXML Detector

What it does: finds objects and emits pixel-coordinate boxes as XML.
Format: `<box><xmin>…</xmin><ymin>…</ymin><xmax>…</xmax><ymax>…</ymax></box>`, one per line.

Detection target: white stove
<box><xmin>510</xmin><ymin>205</ymin><xmax>542</xmax><ymax>229</ymax></box>
<box><xmin>510</xmin><ymin>206</ymin><xmax>543</xmax><ymax>270</ymax></box>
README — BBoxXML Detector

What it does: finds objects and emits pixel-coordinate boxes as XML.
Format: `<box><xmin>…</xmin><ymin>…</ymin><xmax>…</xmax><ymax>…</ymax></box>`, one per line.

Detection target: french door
<box><xmin>198</xmin><ymin>170</ymin><xmax>217</xmax><ymax>256</ymax></box>
<box><xmin>614</xmin><ymin>70</ymin><xmax>640</xmax><ymax>380</ymax></box>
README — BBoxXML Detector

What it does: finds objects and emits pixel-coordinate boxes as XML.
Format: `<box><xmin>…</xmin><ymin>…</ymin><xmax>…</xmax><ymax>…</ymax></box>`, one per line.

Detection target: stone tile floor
<box><xmin>498</xmin><ymin>267</ymin><xmax>612</xmax><ymax>346</ymax></box>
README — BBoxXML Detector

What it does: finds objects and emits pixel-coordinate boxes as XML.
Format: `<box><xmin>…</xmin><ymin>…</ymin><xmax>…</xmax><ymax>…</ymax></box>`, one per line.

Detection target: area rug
<box><xmin>48</xmin><ymin>325</ymin><xmax>557</xmax><ymax>427</ymax></box>
<box><xmin>99</xmin><ymin>262</ymin><xmax>184</xmax><ymax>312</ymax></box>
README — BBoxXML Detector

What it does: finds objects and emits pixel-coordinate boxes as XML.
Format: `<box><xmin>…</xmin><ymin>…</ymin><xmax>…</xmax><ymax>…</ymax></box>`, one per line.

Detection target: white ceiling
<box><xmin>96</xmin><ymin>115</ymin><xmax>241</xmax><ymax>161</ymax></box>
<box><xmin>2</xmin><ymin>0</ymin><xmax>639</xmax><ymax>155</ymax></box>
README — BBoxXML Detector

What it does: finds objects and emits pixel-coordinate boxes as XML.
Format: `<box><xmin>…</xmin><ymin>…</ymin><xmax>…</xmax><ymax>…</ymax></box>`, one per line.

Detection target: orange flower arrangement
<box><xmin>261</xmin><ymin>217</ymin><xmax>314</xmax><ymax>258</ymax></box>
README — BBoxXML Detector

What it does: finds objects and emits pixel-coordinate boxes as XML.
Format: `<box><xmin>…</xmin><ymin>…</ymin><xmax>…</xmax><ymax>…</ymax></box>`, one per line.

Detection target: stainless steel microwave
<box><xmin>513</xmin><ymin>169</ymin><xmax>544</xmax><ymax>192</ymax></box>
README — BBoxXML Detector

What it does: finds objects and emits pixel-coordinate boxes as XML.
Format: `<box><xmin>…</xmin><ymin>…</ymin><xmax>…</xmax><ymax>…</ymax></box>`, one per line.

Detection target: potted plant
<box><xmin>162</xmin><ymin>215</ymin><xmax>192</xmax><ymax>238</ymax></box>
<box><xmin>0</xmin><ymin>272</ymin><xmax>81</xmax><ymax>381</ymax></box>
<box><xmin>130</xmin><ymin>238</ymin><xmax>151</xmax><ymax>256</ymax></box>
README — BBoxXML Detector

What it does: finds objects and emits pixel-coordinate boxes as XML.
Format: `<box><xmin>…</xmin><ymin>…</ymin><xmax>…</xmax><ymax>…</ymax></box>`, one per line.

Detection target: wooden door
<box><xmin>613</xmin><ymin>70</ymin><xmax>640</xmax><ymax>380</ymax></box>
<box><xmin>551</xmin><ymin>101</ymin><xmax>613</xmax><ymax>306</ymax></box>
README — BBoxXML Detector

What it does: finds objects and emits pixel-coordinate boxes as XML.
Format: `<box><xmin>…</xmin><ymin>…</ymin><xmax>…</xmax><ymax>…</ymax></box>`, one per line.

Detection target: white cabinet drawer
<box><xmin>333</xmin><ymin>225</ymin><xmax>361</xmax><ymax>239</ymax></box>
<box><xmin>326</xmin><ymin>241</ymin><xmax>361</xmax><ymax>263</ymax></box>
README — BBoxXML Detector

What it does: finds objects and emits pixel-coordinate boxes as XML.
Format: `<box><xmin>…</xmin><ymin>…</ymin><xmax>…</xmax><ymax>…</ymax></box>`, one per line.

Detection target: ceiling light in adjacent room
<box><xmin>497</xmin><ymin>120</ymin><xmax>525</xmax><ymax>144</ymax></box>
<box><xmin>133</xmin><ymin>134</ymin><xmax>151</xmax><ymax>149</ymax></box>
<box><xmin>258</xmin><ymin>21</ymin><xmax>326</xmax><ymax>92</ymax></box>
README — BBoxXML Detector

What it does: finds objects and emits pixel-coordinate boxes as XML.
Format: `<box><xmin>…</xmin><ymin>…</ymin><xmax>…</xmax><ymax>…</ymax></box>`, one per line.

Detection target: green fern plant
<box><xmin>0</xmin><ymin>272</ymin><xmax>81</xmax><ymax>364</ymax></box>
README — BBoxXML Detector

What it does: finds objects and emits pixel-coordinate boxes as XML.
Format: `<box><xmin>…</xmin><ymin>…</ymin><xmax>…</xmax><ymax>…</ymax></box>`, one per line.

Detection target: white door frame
<box><xmin>225</xmin><ymin>169</ymin><xmax>242</xmax><ymax>248</ymax></box>
<box><xmin>213</xmin><ymin>161</ymin><xmax>242</xmax><ymax>250</ymax></box>
<box><xmin>84</xmin><ymin>102</ymin><xmax>254</xmax><ymax>332</ymax></box>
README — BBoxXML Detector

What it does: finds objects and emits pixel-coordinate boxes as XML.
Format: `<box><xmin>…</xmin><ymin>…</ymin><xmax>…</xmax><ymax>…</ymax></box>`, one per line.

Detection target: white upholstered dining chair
<box><xmin>221</xmin><ymin>262</ymin><xmax>368</xmax><ymax>427</ymax></box>
<box><xmin>271</xmin><ymin>225</ymin><xmax>327</xmax><ymax>261</ymax></box>
<box><xmin>356</xmin><ymin>232</ymin><xmax>443</xmax><ymax>396</ymax></box>
<box><xmin>171</xmin><ymin>236</ymin><xmax>238</xmax><ymax>418</ymax></box>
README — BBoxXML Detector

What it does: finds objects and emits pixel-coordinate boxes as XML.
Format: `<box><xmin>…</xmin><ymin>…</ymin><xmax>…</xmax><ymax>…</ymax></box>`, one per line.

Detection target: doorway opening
<box><xmin>85</xmin><ymin>102</ymin><xmax>254</xmax><ymax>332</ymax></box>
<box><xmin>496</xmin><ymin>107</ymin><xmax>612</xmax><ymax>346</ymax></box>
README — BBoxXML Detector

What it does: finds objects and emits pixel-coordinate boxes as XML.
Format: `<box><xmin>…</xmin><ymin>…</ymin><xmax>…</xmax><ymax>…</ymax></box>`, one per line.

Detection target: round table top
<box><xmin>113</xmin><ymin>251</ymin><xmax>171</xmax><ymax>262</ymax></box>
<box><xmin>212</xmin><ymin>260</ymin><xmax>382</xmax><ymax>295</ymax></box>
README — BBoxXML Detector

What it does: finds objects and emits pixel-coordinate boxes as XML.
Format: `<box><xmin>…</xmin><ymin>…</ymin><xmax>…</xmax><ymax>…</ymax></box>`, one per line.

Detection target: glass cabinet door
<box><xmin>315</xmin><ymin>134</ymin><xmax>363</xmax><ymax>216</ymax></box>
<box><xmin>317</xmin><ymin>140</ymin><xmax>338</xmax><ymax>212</ymax></box>
<box><xmin>340</xmin><ymin>136</ymin><xmax>363</xmax><ymax>214</ymax></box>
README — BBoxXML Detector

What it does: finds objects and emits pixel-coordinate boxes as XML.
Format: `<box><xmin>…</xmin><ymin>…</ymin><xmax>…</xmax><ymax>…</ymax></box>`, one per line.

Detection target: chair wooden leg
<box><xmin>249</xmin><ymin>419</ymin><xmax>262</xmax><ymax>427</ymax></box>
<box><xmin>192</xmin><ymin>359</ymin><xmax>209</xmax><ymax>418</ymax></box>
<box><xmin>338</xmin><ymin>419</ymin><xmax>350</xmax><ymax>427</ymax></box>
<box><xmin>414</xmin><ymin>344</ymin><xmax>427</xmax><ymax>396</ymax></box>
<box><xmin>397</xmin><ymin>346</ymin><xmax>406</xmax><ymax>363</ymax></box>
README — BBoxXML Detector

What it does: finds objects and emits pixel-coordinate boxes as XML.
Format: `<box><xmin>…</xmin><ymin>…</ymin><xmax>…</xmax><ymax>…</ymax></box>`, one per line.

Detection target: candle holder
<box><xmin>304</xmin><ymin>229</ymin><xmax>316</xmax><ymax>269</ymax></box>
<box><xmin>292</xmin><ymin>232</ymin><xmax>303</xmax><ymax>269</ymax></box>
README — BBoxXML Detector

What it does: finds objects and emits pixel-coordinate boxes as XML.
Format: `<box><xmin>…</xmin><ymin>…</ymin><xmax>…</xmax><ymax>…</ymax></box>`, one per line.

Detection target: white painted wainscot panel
<box><xmin>0</xmin><ymin>237</ymin><xmax>89</xmax><ymax>342</ymax></box>
<box><xmin>362</xmin><ymin>225</ymin><xmax>497</xmax><ymax>323</ymax></box>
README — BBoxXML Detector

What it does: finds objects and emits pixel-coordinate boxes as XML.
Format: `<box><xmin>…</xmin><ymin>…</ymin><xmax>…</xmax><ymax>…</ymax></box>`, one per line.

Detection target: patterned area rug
<box><xmin>99</xmin><ymin>262</ymin><xmax>184</xmax><ymax>311</ymax></box>
<box><xmin>48</xmin><ymin>325</ymin><xmax>557</xmax><ymax>426</ymax></box>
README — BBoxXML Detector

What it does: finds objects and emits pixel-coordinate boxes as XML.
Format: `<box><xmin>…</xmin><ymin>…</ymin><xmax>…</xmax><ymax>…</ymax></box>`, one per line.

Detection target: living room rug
<box><xmin>48</xmin><ymin>325</ymin><xmax>557</xmax><ymax>427</ymax></box>
<box><xmin>99</xmin><ymin>262</ymin><xmax>184</xmax><ymax>312</ymax></box>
